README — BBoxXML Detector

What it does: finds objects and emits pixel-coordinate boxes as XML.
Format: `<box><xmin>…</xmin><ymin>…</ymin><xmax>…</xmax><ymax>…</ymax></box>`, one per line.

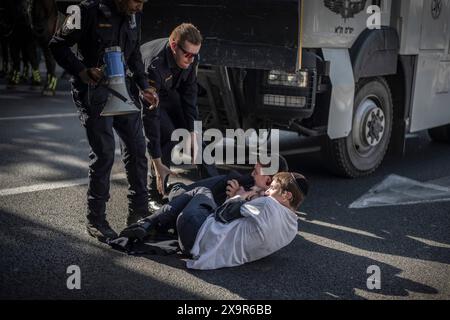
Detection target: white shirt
<box><xmin>186</xmin><ymin>196</ymin><xmax>299</xmax><ymax>270</ymax></box>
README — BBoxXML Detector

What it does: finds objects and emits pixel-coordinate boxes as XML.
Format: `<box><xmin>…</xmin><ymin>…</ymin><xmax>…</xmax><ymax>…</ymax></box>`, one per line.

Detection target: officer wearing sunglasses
<box><xmin>141</xmin><ymin>23</ymin><xmax>218</xmax><ymax>208</ymax></box>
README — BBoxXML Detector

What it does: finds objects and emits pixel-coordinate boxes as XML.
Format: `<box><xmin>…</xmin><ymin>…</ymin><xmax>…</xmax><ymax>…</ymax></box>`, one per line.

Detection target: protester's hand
<box><xmin>141</xmin><ymin>87</ymin><xmax>159</xmax><ymax>110</ymax></box>
<box><xmin>153</xmin><ymin>160</ymin><xmax>178</xmax><ymax>195</ymax></box>
<box><xmin>247</xmin><ymin>186</ymin><xmax>264</xmax><ymax>201</ymax></box>
<box><xmin>79</xmin><ymin>68</ymin><xmax>103</xmax><ymax>85</ymax></box>
<box><xmin>236</xmin><ymin>187</ymin><xmax>260</xmax><ymax>201</ymax></box>
<box><xmin>226</xmin><ymin>179</ymin><xmax>241</xmax><ymax>198</ymax></box>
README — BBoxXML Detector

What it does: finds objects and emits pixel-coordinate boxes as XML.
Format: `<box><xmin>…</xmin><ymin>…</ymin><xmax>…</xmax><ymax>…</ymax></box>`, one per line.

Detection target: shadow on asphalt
<box><xmin>283</xmin><ymin>135</ymin><xmax>450</xmax><ymax>267</ymax></box>
<box><xmin>0</xmin><ymin>209</ymin><xmax>201</xmax><ymax>299</ymax></box>
<box><xmin>132</xmin><ymin>233</ymin><xmax>438</xmax><ymax>300</ymax></box>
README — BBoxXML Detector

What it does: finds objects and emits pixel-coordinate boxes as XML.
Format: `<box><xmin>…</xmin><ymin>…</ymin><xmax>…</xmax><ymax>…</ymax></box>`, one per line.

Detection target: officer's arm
<box><xmin>49</xmin><ymin>6</ymin><xmax>90</xmax><ymax>77</ymax></box>
<box><xmin>178</xmin><ymin>62</ymin><xmax>199</xmax><ymax>132</ymax></box>
<box><xmin>142</xmin><ymin>67</ymin><xmax>162</xmax><ymax>159</ymax></box>
<box><xmin>128</xmin><ymin>15</ymin><xmax>149</xmax><ymax>91</ymax></box>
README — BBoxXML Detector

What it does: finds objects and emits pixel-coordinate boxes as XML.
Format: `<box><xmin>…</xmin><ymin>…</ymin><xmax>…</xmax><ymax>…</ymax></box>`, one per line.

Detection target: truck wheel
<box><xmin>428</xmin><ymin>125</ymin><xmax>450</xmax><ymax>143</ymax></box>
<box><xmin>324</xmin><ymin>77</ymin><xmax>393</xmax><ymax>178</ymax></box>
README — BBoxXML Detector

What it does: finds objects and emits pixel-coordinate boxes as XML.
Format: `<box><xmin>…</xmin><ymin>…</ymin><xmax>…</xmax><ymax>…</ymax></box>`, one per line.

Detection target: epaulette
<box><xmin>79</xmin><ymin>0</ymin><xmax>98</xmax><ymax>9</ymax></box>
<box><xmin>98</xmin><ymin>3</ymin><xmax>112</xmax><ymax>18</ymax></box>
<box><xmin>149</xmin><ymin>56</ymin><xmax>162</xmax><ymax>70</ymax></box>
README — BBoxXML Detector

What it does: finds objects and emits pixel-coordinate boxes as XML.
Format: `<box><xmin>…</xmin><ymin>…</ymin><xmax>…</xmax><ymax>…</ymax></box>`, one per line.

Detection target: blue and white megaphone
<box><xmin>101</xmin><ymin>46</ymin><xmax>140</xmax><ymax>116</ymax></box>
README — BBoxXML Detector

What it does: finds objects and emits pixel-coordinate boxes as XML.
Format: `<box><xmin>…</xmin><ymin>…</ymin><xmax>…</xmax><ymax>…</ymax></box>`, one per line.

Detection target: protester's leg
<box><xmin>171</xmin><ymin>170</ymin><xmax>243</xmax><ymax>204</ymax></box>
<box><xmin>113</xmin><ymin>113</ymin><xmax>149</xmax><ymax>226</ymax></box>
<box><xmin>176</xmin><ymin>188</ymin><xmax>218</xmax><ymax>254</ymax></box>
<box><xmin>120</xmin><ymin>187</ymin><xmax>215</xmax><ymax>241</ymax></box>
<box><xmin>167</xmin><ymin>175</ymin><xmax>225</xmax><ymax>202</ymax></box>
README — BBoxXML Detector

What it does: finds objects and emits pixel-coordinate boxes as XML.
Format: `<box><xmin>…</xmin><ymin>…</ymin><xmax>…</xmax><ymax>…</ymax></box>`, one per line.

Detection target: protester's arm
<box><xmin>239</xmin><ymin>197</ymin><xmax>267</xmax><ymax>218</ymax></box>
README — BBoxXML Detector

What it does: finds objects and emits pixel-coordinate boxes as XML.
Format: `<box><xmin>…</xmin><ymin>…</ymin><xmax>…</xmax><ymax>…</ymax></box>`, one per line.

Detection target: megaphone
<box><xmin>101</xmin><ymin>46</ymin><xmax>140</xmax><ymax>117</ymax></box>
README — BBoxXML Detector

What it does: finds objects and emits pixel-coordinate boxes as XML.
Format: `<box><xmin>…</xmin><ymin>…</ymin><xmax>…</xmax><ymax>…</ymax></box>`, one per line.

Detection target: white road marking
<box><xmin>298</xmin><ymin>217</ymin><xmax>385</xmax><ymax>239</ymax></box>
<box><xmin>406</xmin><ymin>235</ymin><xmax>450</xmax><ymax>249</ymax></box>
<box><xmin>0</xmin><ymin>173</ymin><xmax>126</xmax><ymax>197</ymax></box>
<box><xmin>0</xmin><ymin>113</ymin><xmax>78</xmax><ymax>121</ymax></box>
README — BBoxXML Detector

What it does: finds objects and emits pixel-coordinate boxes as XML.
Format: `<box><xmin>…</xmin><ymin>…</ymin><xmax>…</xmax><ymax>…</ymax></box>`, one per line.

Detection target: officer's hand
<box><xmin>190</xmin><ymin>132</ymin><xmax>199</xmax><ymax>165</ymax></box>
<box><xmin>152</xmin><ymin>161</ymin><xmax>178</xmax><ymax>195</ymax></box>
<box><xmin>79</xmin><ymin>68</ymin><xmax>104</xmax><ymax>85</ymax></box>
<box><xmin>226</xmin><ymin>179</ymin><xmax>241</xmax><ymax>198</ymax></box>
<box><xmin>141</xmin><ymin>88</ymin><xmax>159</xmax><ymax>110</ymax></box>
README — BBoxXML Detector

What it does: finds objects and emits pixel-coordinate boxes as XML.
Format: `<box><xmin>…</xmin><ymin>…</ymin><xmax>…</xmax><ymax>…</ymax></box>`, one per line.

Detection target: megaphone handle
<box><xmin>102</xmin><ymin>84</ymin><xmax>130</xmax><ymax>103</ymax></box>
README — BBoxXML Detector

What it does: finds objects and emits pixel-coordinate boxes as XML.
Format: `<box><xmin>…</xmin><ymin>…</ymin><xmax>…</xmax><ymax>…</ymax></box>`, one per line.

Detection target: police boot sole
<box><xmin>119</xmin><ymin>227</ymin><xmax>147</xmax><ymax>241</ymax></box>
<box><xmin>86</xmin><ymin>227</ymin><xmax>118</xmax><ymax>243</ymax></box>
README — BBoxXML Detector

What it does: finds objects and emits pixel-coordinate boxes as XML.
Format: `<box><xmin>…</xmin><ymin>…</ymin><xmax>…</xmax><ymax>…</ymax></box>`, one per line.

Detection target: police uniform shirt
<box><xmin>141</xmin><ymin>38</ymin><xmax>199</xmax><ymax>159</ymax></box>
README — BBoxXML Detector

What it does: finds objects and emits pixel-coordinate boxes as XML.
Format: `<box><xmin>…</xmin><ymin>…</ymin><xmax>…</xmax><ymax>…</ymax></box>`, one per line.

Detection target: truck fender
<box><xmin>322</xmin><ymin>48</ymin><xmax>355</xmax><ymax>139</ymax></box>
<box><xmin>350</xmin><ymin>27</ymin><xmax>400</xmax><ymax>83</ymax></box>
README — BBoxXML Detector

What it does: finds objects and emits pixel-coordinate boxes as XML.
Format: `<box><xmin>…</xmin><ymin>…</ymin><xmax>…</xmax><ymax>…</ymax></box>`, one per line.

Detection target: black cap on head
<box><xmin>277</xmin><ymin>154</ymin><xmax>289</xmax><ymax>173</ymax></box>
<box><xmin>258</xmin><ymin>153</ymin><xmax>289</xmax><ymax>174</ymax></box>
<box><xmin>292</xmin><ymin>173</ymin><xmax>309</xmax><ymax>197</ymax></box>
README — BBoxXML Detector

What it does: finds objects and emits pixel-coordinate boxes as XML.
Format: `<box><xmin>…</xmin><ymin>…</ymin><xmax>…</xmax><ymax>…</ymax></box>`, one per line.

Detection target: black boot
<box><xmin>126</xmin><ymin>207</ymin><xmax>149</xmax><ymax>227</ymax></box>
<box><xmin>119</xmin><ymin>218</ymin><xmax>155</xmax><ymax>241</ymax></box>
<box><xmin>86</xmin><ymin>218</ymin><xmax>118</xmax><ymax>243</ymax></box>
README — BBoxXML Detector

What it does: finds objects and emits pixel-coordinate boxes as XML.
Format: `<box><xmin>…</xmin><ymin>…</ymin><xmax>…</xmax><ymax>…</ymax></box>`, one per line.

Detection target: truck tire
<box><xmin>324</xmin><ymin>77</ymin><xmax>393</xmax><ymax>178</ymax></box>
<box><xmin>428</xmin><ymin>125</ymin><xmax>450</xmax><ymax>143</ymax></box>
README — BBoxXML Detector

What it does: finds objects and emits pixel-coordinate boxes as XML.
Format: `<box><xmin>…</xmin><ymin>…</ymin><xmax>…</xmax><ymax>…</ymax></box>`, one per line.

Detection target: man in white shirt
<box><xmin>113</xmin><ymin>172</ymin><xmax>308</xmax><ymax>270</ymax></box>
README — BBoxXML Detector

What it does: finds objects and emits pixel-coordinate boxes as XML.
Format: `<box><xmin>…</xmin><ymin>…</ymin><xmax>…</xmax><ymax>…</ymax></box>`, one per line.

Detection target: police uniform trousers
<box><xmin>73</xmin><ymin>84</ymin><xmax>148</xmax><ymax>221</ymax></box>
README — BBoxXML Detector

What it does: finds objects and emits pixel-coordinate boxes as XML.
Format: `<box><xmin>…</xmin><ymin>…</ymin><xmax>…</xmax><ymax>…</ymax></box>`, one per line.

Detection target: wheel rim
<box><xmin>351</xmin><ymin>96</ymin><xmax>386</xmax><ymax>158</ymax></box>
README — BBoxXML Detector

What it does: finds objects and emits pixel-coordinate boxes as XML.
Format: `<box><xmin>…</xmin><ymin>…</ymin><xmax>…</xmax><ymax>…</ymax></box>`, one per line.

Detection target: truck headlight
<box><xmin>267</xmin><ymin>70</ymin><xmax>309</xmax><ymax>88</ymax></box>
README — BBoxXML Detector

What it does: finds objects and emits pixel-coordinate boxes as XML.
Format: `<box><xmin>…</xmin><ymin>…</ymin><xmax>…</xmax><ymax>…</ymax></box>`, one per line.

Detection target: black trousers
<box><xmin>73</xmin><ymin>85</ymin><xmax>149</xmax><ymax>220</ymax></box>
<box><xmin>168</xmin><ymin>170</ymin><xmax>244</xmax><ymax>206</ymax></box>
<box><xmin>145</xmin><ymin>187</ymin><xmax>217</xmax><ymax>254</ymax></box>
<box><xmin>36</xmin><ymin>35</ymin><xmax>56</xmax><ymax>76</ymax></box>
<box><xmin>30</xmin><ymin>0</ymin><xmax>57</xmax><ymax>76</ymax></box>
<box><xmin>10</xmin><ymin>24</ymin><xmax>39</xmax><ymax>71</ymax></box>
<box><xmin>1</xmin><ymin>38</ymin><xmax>9</xmax><ymax>71</ymax></box>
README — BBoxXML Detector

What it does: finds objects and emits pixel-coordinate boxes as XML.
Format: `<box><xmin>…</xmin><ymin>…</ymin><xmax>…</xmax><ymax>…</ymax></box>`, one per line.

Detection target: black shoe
<box><xmin>126</xmin><ymin>210</ymin><xmax>149</xmax><ymax>227</ymax></box>
<box><xmin>119</xmin><ymin>219</ymin><xmax>153</xmax><ymax>241</ymax></box>
<box><xmin>108</xmin><ymin>237</ymin><xmax>132</xmax><ymax>252</ymax></box>
<box><xmin>31</xmin><ymin>69</ymin><xmax>42</xmax><ymax>89</ymax></box>
<box><xmin>42</xmin><ymin>74</ymin><xmax>57</xmax><ymax>96</ymax></box>
<box><xmin>86</xmin><ymin>219</ymin><xmax>118</xmax><ymax>243</ymax></box>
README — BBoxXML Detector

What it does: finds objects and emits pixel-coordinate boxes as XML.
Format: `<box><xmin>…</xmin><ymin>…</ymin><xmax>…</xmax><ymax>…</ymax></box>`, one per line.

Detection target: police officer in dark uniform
<box><xmin>49</xmin><ymin>0</ymin><xmax>158</xmax><ymax>242</ymax></box>
<box><xmin>141</xmin><ymin>23</ymin><xmax>218</xmax><ymax>207</ymax></box>
<box><xmin>7</xmin><ymin>0</ymin><xmax>42</xmax><ymax>88</ymax></box>
<box><xmin>30</xmin><ymin>0</ymin><xmax>61</xmax><ymax>96</ymax></box>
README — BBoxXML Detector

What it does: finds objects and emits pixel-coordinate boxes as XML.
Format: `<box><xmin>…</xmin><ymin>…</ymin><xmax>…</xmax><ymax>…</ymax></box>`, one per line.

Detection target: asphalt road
<box><xmin>1</xmin><ymin>78</ymin><xmax>449</xmax><ymax>300</ymax></box>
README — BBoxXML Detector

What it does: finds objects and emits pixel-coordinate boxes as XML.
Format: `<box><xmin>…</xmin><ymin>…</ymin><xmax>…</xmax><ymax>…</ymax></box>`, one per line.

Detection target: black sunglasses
<box><xmin>177</xmin><ymin>45</ymin><xmax>199</xmax><ymax>59</ymax></box>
